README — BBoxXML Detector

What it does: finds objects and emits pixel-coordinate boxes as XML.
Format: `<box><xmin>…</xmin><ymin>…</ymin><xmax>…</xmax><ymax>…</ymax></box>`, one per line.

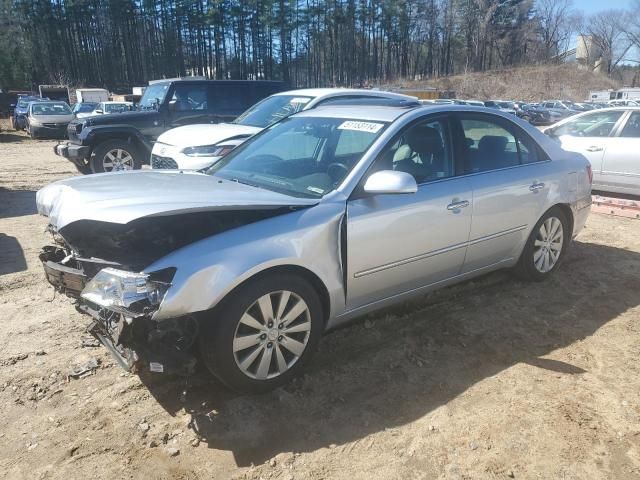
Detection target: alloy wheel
<box><xmin>232</xmin><ymin>290</ymin><xmax>312</xmax><ymax>380</ymax></box>
<box><xmin>533</xmin><ymin>216</ymin><xmax>564</xmax><ymax>273</ymax></box>
<box><xmin>103</xmin><ymin>148</ymin><xmax>134</xmax><ymax>171</ymax></box>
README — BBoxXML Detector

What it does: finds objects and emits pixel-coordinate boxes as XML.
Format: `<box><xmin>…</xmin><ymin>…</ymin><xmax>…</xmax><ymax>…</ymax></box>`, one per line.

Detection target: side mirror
<box><xmin>168</xmin><ymin>100</ymin><xmax>177</xmax><ymax>112</ymax></box>
<box><xmin>94</xmin><ymin>109</ymin><xmax>103</xmax><ymax>114</ymax></box>
<box><xmin>363</xmin><ymin>170</ymin><xmax>418</xmax><ymax>195</ymax></box>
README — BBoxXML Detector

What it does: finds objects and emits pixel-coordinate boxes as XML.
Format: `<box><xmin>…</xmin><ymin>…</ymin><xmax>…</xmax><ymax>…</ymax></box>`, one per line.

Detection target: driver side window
<box><xmin>372</xmin><ymin>118</ymin><xmax>453</xmax><ymax>183</ymax></box>
<box><xmin>552</xmin><ymin>111</ymin><xmax>623</xmax><ymax>138</ymax></box>
<box><xmin>171</xmin><ymin>85</ymin><xmax>207</xmax><ymax>111</ymax></box>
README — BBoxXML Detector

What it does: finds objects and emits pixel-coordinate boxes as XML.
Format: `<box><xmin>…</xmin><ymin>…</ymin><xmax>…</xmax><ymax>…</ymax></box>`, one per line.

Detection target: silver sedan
<box><xmin>37</xmin><ymin>105</ymin><xmax>592</xmax><ymax>393</ymax></box>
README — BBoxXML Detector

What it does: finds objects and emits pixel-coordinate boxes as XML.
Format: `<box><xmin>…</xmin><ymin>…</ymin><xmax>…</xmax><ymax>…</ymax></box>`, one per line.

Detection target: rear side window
<box><xmin>458</xmin><ymin>116</ymin><xmax>541</xmax><ymax>172</ymax></box>
<box><xmin>209</xmin><ymin>83</ymin><xmax>281</xmax><ymax>115</ymax></box>
<box><xmin>619</xmin><ymin>112</ymin><xmax>640</xmax><ymax>138</ymax></box>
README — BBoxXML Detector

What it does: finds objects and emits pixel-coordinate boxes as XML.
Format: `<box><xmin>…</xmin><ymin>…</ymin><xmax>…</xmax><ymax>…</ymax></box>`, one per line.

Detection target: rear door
<box><xmin>598</xmin><ymin>110</ymin><xmax>640</xmax><ymax>194</ymax></box>
<box><xmin>453</xmin><ymin>112</ymin><xmax>552</xmax><ymax>273</ymax></box>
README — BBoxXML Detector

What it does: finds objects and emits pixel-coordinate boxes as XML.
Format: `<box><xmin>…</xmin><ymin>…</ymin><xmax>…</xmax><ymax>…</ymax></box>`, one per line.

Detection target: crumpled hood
<box><xmin>156</xmin><ymin>123</ymin><xmax>262</xmax><ymax>148</ymax></box>
<box><xmin>37</xmin><ymin>170</ymin><xmax>318</xmax><ymax>230</ymax></box>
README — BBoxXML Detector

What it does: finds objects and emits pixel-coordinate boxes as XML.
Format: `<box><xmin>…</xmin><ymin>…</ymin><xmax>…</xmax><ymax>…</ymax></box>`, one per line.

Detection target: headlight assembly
<box><xmin>81</xmin><ymin>267</ymin><xmax>174</xmax><ymax>317</ymax></box>
<box><xmin>182</xmin><ymin>144</ymin><xmax>235</xmax><ymax>157</ymax></box>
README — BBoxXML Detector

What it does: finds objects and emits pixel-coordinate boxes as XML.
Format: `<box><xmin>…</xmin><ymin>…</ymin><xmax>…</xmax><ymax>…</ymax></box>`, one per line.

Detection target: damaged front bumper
<box><xmin>39</xmin><ymin>246</ymin><xmax>197</xmax><ymax>376</ymax></box>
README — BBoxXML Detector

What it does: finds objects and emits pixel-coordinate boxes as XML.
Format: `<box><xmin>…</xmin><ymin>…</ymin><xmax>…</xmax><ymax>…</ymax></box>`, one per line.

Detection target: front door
<box><xmin>346</xmin><ymin>116</ymin><xmax>472</xmax><ymax>310</ymax></box>
<box><xmin>167</xmin><ymin>83</ymin><xmax>215</xmax><ymax>128</ymax></box>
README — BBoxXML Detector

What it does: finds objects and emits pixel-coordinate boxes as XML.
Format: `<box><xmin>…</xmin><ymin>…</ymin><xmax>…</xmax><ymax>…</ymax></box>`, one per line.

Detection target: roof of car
<box><xmin>29</xmin><ymin>100</ymin><xmax>67</xmax><ymax>104</ymax></box>
<box><xmin>101</xmin><ymin>101</ymin><xmax>133</xmax><ymax>104</ymax></box>
<box><xmin>273</xmin><ymin>88</ymin><xmax>414</xmax><ymax>100</ymax></box>
<box><xmin>292</xmin><ymin>105</ymin><xmax>417</xmax><ymax>122</ymax></box>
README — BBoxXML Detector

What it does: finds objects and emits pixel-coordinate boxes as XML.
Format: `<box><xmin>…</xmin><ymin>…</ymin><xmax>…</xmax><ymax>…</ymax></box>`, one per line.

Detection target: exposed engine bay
<box><xmin>57</xmin><ymin>208</ymin><xmax>295</xmax><ymax>270</ymax></box>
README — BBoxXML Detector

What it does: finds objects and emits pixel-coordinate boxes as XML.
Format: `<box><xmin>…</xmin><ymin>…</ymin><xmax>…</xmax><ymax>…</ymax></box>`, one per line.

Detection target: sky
<box><xmin>578</xmin><ymin>0</ymin><xmax>634</xmax><ymax>15</ymax></box>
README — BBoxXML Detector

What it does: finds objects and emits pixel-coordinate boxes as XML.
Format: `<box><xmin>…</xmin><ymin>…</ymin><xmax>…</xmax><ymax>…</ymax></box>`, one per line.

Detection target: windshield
<box><xmin>73</xmin><ymin>103</ymin><xmax>97</xmax><ymax>113</ymax></box>
<box><xmin>17</xmin><ymin>98</ymin><xmax>38</xmax><ymax>109</ymax></box>
<box><xmin>233</xmin><ymin>95</ymin><xmax>314</xmax><ymax>128</ymax></box>
<box><xmin>207</xmin><ymin>116</ymin><xmax>387</xmax><ymax>198</ymax></box>
<box><xmin>31</xmin><ymin>102</ymin><xmax>72</xmax><ymax>115</ymax></box>
<box><xmin>105</xmin><ymin>103</ymin><xmax>131</xmax><ymax>113</ymax></box>
<box><xmin>138</xmin><ymin>84</ymin><xmax>169</xmax><ymax>110</ymax></box>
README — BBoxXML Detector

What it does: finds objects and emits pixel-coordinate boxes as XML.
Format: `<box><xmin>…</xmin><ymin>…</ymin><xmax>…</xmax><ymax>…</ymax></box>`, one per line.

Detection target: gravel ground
<box><xmin>1</xmin><ymin>124</ymin><xmax>640</xmax><ymax>480</ymax></box>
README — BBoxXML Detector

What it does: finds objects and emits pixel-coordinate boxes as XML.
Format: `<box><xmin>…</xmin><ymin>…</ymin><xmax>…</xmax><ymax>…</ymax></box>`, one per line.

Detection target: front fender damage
<box><xmin>40</xmin><ymin>206</ymin><xmax>303</xmax><ymax>376</ymax></box>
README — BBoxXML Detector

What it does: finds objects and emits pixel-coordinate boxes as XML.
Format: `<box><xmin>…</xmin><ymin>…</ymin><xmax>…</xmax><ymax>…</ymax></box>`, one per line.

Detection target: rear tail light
<box><xmin>586</xmin><ymin>164</ymin><xmax>593</xmax><ymax>184</ymax></box>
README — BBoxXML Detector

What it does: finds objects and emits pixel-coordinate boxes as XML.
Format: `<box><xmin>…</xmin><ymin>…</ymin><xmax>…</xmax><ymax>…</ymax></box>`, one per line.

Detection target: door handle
<box><xmin>447</xmin><ymin>200</ymin><xmax>470</xmax><ymax>211</ymax></box>
<box><xmin>586</xmin><ymin>146</ymin><xmax>603</xmax><ymax>152</ymax></box>
<box><xmin>529</xmin><ymin>182</ymin><xmax>545</xmax><ymax>192</ymax></box>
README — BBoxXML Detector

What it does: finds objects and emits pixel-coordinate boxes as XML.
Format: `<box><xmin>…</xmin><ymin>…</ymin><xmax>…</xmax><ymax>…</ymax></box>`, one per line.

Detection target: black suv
<box><xmin>54</xmin><ymin>79</ymin><xmax>286</xmax><ymax>174</ymax></box>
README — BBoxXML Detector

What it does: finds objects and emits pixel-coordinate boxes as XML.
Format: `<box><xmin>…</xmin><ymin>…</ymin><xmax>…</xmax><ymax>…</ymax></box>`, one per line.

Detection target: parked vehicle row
<box><xmin>37</xmin><ymin>100</ymin><xmax>593</xmax><ymax>393</ymax></box>
<box><xmin>54</xmin><ymin>79</ymin><xmax>288</xmax><ymax>173</ymax></box>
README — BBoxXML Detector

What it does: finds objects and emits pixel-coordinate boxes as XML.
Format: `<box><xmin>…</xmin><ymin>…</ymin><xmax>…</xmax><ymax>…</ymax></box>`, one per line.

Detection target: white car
<box><xmin>544</xmin><ymin>107</ymin><xmax>640</xmax><ymax>195</ymax></box>
<box><xmin>150</xmin><ymin>88</ymin><xmax>417</xmax><ymax>170</ymax></box>
<box><xmin>92</xmin><ymin>101</ymin><xmax>134</xmax><ymax>115</ymax></box>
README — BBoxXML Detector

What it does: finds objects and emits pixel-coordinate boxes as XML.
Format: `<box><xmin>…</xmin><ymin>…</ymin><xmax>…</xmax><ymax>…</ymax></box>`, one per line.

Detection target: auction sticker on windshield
<box><xmin>338</xmin><ymin>121</ymin><xmax>384</xmax><ymax>133</ymax></box>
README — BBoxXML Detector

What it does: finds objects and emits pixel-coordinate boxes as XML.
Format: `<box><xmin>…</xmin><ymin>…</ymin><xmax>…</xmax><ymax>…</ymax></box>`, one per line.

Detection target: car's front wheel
<box><xmin>515</xmin><ymin>206</ymin><xmax>569</xmax><ymax>281</ymax></box>
<box><xmin>199</xmin><ymin>273</ymin><xmax>324</xmax><ymax>393</ymax></box>
<box><xmin>90</xmin><ymin>140</ymin><xmax>142</xmax><ymax>173</ymax></box>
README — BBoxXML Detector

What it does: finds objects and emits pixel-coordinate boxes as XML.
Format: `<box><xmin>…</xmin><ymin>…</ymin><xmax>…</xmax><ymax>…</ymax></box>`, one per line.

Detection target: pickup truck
<box><xmin>54</xmin><ymin>79</ymin><xmax>286</xmax><ymax>174</ymax></box>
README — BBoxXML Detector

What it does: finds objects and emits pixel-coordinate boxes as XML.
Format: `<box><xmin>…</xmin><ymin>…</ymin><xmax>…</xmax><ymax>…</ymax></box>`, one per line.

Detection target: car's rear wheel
<box><xmin>199</xmin><ymin>273</ymin><xmax>323</xmax><ymax>393</ymax></box>
<box><xmin>90</xmin><ymin>140</ymin><xmax>141</xmax><ymax>173</ymax></box>
<box><xmin>515</xmin><ymin>206</ymin><xmax>569</xmax><ymax>281</ymax></box>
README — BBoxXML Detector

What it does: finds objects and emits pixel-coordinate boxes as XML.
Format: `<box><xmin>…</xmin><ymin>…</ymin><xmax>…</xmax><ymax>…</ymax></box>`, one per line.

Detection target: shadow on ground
<box><xmin>0</xmin><ymin>233</ymin><xmax>27</xmax><ymax>275</ymax></box>
<box><xmin>0</xmin><ymin>188</ymin><xmax>37</xmax><ymax>219</ymax></box>
<box><xmin>140</xmin><ymin>240</ymin><xmax>640</xmax><ymax>467</ymax></box>
<box><xmin>0</xmin><ymin>132</ymin><xmax>29</xmax><ymax>143</ymax></box>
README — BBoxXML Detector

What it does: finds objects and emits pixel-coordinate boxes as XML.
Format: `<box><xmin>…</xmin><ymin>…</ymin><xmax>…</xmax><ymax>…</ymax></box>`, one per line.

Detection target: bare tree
<box><xmin>534</xmin><ymin>0</ymin><xmax>577</xmax><ymax>61</ymax></box>
<box><xmin>586</xmin><ymin>9</ymin><xmax>632</xmax><ymax>74</ymax></box>
<box><xmin>623</xmin><ymin>0</ymin><xmax>640</xmax><ymax>64</ymax></box>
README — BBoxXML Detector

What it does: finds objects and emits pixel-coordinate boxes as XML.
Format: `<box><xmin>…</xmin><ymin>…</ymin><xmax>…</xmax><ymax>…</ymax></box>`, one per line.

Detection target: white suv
<box><xmin>150</xmin><ymin>88</ymin><xmax>417</xmax><ymax>170</ymax></box>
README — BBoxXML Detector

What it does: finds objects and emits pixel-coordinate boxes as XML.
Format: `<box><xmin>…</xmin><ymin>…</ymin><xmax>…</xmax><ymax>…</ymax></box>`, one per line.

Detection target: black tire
<box><xmin>199</xmin><ymin>273</ymin><xmax>324</xmax><ymax>394</ymax></box>
<box><xmin>90</xmin><ymin>140</ymin><xmax>142</xmax><ymax>173</ymax></box>
<box><xmin>28</xmin><ymin>125</ymin><xmax>36</xmax><ymax>139</ymax></box>
<box><xmin>515</xmin><ymin>206</ymin><xmax>569</xmax><ymax>281</ymax></box>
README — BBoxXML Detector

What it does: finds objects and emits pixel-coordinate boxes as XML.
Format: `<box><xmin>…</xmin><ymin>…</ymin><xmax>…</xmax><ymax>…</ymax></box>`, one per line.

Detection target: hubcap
<box><xmin>533</xmin><ymin>216</ymin><xmax>564</xmax><ymax>273</ymax></box>
<box><xmin>103</xmin><ymin>149</ymin><xmax>134</xmax><ymax>172</ymax></box>
<box><xmin>232</xmin><ymin>290</ymin><xmax>311</xmax><ymax>380</ymax></box>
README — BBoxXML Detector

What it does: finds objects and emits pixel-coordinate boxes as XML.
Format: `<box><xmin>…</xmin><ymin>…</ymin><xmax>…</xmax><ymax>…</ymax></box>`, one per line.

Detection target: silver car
<box><xmin>37</xmin><ymin>105</ymin><xmax>592</xmax><ymax>393</ymax></box>
<box><xmin>544</xmin><ymin>107</ymin><xmax>640</xmax><ymax>196</ymax></box>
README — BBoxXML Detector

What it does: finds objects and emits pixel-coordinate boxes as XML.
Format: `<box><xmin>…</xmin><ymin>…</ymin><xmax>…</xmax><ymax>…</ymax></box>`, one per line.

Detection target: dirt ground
<box><xmin>1</xmin><ymin>121</ymin><xmax>640</xmax><ymax>480</ymax></box>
